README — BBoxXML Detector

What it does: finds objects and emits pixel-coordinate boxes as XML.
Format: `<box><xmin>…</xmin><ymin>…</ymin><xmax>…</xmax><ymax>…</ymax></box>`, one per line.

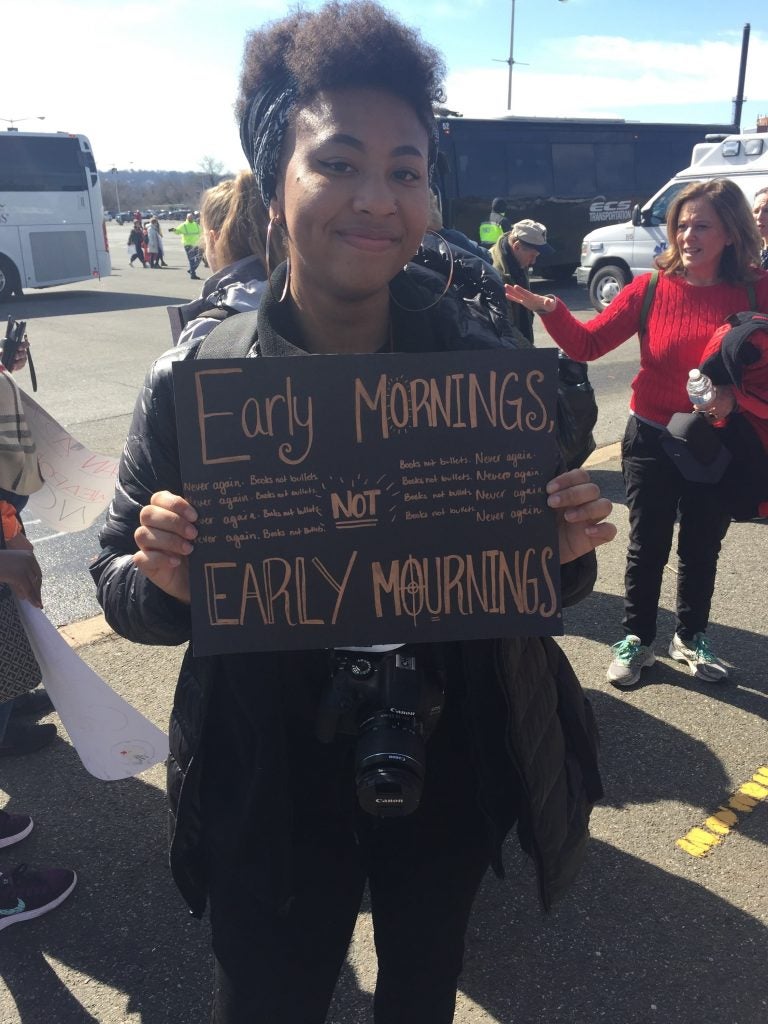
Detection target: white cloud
<box><xmin>445</xmin><ymin>32</ymin><xmax>768</xmax><ymax>122</ymax></box>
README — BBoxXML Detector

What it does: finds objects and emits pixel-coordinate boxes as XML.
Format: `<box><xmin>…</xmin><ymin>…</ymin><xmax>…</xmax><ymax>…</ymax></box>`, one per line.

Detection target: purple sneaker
<box><xmin>0</xmin><ymin>864</ymin><xmax>77</xmax><ymax>930</ymax></box>
<box><xmin>0</xmin><ymin>810</ymin><xmax>33</xmax><ymax>849</ymax></box>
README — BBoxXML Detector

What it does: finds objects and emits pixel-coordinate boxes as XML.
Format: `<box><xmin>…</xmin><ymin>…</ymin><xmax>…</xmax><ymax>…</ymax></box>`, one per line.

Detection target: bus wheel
<box><xmin>0</xmin><ymin>256</ymin><xmax>21</xmax><ymax>303</ymax></box>
<box><xmin>588</xmin><ymin>264</ymin><xmax>628</xmax><ymax>312</ymax></box>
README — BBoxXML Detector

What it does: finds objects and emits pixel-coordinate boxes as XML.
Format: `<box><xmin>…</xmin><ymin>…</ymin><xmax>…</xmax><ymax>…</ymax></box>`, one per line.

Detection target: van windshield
<box><xmin>643</xmin><ymin>180</ymin><xmax>692</xmax><ymax>226</ymax></box>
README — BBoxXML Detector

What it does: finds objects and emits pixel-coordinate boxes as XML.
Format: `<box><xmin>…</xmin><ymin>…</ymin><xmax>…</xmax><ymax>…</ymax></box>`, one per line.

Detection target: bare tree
<box><xmin>199</xmin><ymin>155</ymin><xmax>225</xmax><ymax>189</ymax></box>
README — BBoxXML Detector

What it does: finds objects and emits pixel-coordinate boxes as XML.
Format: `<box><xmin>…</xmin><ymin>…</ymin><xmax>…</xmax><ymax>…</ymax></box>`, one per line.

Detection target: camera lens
<box><xmin>354</xmin><ymin>709</ymin><xmax>426</xmax><ymax>817</ymax></box>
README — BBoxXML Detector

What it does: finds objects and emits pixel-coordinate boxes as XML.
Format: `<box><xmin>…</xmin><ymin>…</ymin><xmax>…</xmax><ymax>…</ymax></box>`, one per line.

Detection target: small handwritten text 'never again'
<box><xmin>203</xmin><ymin>546</ymin><xmax>558</xmax><ymax>630</ymax></box>
<box><xmin>193</xmin><ymin>367</ymin><xmax>554</xmax><ymax>467</ymax></box>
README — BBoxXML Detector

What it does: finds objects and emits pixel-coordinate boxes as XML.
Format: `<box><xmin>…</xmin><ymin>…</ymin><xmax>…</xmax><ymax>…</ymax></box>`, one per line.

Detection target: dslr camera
<box><xmin>316</xmin><ymin>648</ymin><xmax>444</xmax><ymax>817</ymax></box>
<box><xmin>2</xmin><ymin>317</ymin><xmax>37</xmax><ymax>391</ymax></box>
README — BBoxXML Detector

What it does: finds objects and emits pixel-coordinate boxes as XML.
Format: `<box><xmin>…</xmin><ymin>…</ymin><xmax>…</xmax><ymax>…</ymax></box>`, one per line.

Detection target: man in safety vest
<box><xmin>478</xmin><ymin>198</ymin><xmax>511</xmax><ymax>246</ymax></box>
<box><xmin>171</xmin><ymin>214</ymin><xmax>203</xmax><ymax>280</ymax></box>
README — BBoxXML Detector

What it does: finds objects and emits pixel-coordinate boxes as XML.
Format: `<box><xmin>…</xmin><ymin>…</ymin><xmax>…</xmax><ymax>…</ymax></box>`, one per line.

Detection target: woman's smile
<box><xmin>335</xmin><ymin>226</ymin><xmax>402</xmax><ymax>252</ymax></box>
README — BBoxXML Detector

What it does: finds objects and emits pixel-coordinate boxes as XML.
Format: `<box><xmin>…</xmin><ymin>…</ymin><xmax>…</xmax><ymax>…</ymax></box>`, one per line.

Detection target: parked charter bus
<box><xmin>434</xmin><ymin>116</ymin><xmax>733</xmax><ymax>279</ymax></box>
<box><xmin>0</xmin><ymin>131</ymin><xmax>111</xmax><ymax>301</ymax></box>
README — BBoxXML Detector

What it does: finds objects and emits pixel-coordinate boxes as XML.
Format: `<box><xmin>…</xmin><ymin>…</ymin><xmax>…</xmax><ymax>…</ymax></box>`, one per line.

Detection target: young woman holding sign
<box><xmin>92</xmin><ymin>4</ymin><xmax>615</xmax><ymax>1021</ymax></box>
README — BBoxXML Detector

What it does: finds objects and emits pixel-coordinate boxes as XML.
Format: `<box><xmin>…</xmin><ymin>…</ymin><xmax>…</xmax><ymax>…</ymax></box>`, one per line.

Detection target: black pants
<box><xmin>204</xmin><ymin>688</ymin><xmax>490</xmax><ymax>1024</ymax></box>
<box><xmin>621</xmin><ymin>416</ymin><xmax>731</xmax><ymax>645</ymax></box>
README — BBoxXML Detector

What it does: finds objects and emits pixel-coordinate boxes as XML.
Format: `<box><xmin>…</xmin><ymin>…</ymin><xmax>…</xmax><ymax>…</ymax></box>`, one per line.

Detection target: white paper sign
<box><xmin>20</xmin><ymin>389</ymin><xmax>119</xmax><ymax>533</ymax></box>
<box><xmin>16</xmin><ymin>602</ymin><xmax>169</xmax><ymax>781</ymax></box>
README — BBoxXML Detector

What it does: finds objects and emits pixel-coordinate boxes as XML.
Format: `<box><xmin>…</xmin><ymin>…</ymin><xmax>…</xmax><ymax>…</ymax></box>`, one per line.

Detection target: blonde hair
<box><xmin>200</xmin><ymin>170</ymin><xmax>279</xmax><ymax>268</ymax></box>
<box><xmin>656</xmin><ymin>178</ymin><xmax>761</xmax><ymax>284</ymax></box>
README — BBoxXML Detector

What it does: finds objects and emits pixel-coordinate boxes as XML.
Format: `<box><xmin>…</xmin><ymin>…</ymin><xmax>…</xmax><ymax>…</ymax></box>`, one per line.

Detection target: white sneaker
<box><xmin>669</xmin><ymin>633</ymin><xmax>729</xmax><ymax>682</ymax></box>
<box><xmin>606</xmin><ymin>635</ymin><xmax>655</xmax><ymax>689</ymax></box>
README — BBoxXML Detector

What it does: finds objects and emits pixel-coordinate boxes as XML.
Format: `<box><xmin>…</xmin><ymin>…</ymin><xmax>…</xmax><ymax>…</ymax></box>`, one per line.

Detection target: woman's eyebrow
<box><xmin>321</xmin><ymin>134</ymin><xmax>424</xmax><ymax>160</ymax></box>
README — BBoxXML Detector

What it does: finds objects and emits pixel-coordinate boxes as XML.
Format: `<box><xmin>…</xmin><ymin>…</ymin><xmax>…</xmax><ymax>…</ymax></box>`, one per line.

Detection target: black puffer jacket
<box><xmin>91</xmin><ymin>261</ymin><xmax>602</xmax><ymax>917</ymax></box>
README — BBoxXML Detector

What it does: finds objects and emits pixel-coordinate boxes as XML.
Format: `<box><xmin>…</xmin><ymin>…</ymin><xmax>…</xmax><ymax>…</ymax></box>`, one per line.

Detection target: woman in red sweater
<box><xmin>507</xmin><ymin>178</ymin><xmax>768</xmax><ymax>688</ymax></box>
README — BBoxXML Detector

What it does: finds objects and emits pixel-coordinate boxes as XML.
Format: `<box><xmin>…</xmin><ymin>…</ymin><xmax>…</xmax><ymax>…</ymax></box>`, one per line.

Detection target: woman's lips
<box><xmin>337</xmin><ymin>230</ymin><xmax>399</xmax><ymax>253</ymax></box>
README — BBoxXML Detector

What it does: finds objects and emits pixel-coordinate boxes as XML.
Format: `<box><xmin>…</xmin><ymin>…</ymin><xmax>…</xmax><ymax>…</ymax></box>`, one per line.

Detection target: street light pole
<box><xmin>110</xmin><ymin>167</ymin><xmax>121</xmax><ymax>216</ymax></box>
<box><xmin>0</xmin><ymin>115</ymin><xmax>45</xmax><ymax>131</ymax></box>
<box><xmin>503</xmin><ymin>1</ymin><xmax>568</xmax><ymax>112</ymax></box>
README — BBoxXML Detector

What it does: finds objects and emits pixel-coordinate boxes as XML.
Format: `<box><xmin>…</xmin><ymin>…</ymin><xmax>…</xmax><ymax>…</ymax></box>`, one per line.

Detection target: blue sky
<box><xmin>2</xmin><ymin>0</ymin><xmax>766</xmax><ymax>172</ymax></box>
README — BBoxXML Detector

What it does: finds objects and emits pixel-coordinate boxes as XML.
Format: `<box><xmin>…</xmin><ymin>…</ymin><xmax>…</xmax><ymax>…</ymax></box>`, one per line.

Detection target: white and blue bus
<box><xmin>0</xmin><ymin>131</ymin><xmax>111</xmax><ymax>302</ymax></box>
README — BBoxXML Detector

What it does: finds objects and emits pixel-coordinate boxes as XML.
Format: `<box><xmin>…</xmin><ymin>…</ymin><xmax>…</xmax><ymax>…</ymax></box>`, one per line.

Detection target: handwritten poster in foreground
<box><xmin>173</xmin><ymin>348</ymin><xmax>563</xmax><ymax>655</ymax></box>
<box><xmin>21</xmin><ymin>390</ymin><xmax>118</xmax><ymax>534</ymax></box>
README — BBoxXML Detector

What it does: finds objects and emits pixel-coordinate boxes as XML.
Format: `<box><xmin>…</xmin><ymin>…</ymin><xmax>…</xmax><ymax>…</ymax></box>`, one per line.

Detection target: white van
<box><xmin>576</xmin><ymin>130</ymin><xmax>768</xmax><ymax>311</ymax></box>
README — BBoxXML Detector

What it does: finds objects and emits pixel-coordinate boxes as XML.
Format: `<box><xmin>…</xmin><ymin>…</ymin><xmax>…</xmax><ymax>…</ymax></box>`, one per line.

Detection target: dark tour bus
<box><xmin>434</xmin><ymin>116</ymin><xmax>734</xmax><ymax>278</ymax></box>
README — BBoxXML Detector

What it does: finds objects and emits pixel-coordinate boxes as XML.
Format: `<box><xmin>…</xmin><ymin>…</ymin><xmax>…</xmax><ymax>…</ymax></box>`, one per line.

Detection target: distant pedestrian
<box><xmin>155</xmin><ymin>219</ymin><xmax>169</xmax><ymax>267</ymax></box>
<box><xmin>128</xmin><ymin>221</ymin><xmax>146</xmax><ymax>267</ymax></box>
<box><xmin>147</xmin><ymin>218</ymin><xmax>162</xmax><ymax>269</ymax></box>
<box><xmin>171</xmin><ymin>213</ymin><xmax>203</xmax><ymax>279</ymax></box>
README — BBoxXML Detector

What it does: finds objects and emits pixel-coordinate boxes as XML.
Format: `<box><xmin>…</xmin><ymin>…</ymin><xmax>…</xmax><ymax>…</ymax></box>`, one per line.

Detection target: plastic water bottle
<box><xmin>686</xmin><ymin>369</ymin><xmax>714</xmax><ymax>407</ymax></box>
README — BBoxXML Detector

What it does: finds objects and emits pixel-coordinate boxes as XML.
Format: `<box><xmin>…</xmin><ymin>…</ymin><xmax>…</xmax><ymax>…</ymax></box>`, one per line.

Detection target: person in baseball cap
<box><xmin>510</xmin><ymin>219</ymin><xmax>555</xmax><ymax>258</ymax></box>
<box><xmin>490</xmin><ymin>219</ymin><xmax>555</xmax><ymax>343</ymax></box>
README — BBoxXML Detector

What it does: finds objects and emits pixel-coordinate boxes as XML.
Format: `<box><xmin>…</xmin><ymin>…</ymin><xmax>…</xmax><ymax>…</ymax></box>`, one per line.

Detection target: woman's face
<box><xmin>273</xmin><ymin>88</ymin><xmax>430</xmax><ymax>304</ymax></box>
<box><xmin>675</xmin><ymin>197</ymin><xmax>732</xmax><ymax>280</ymax></box>
<box><xmin>753</xmin><ymin>193</ymin><xmax>768</xmax><ymax>243</ymax></box>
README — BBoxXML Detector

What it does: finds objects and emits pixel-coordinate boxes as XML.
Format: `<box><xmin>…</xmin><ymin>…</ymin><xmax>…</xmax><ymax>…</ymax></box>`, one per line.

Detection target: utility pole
<box><xmin>110</xmin><ymin>167</ymin><xmax>121</xmax><ymax>215</ymax></box>
<box><xmin>500</xmin><ymin>1</ymin><xmax>568</xmax><ymax>112</ymax></box>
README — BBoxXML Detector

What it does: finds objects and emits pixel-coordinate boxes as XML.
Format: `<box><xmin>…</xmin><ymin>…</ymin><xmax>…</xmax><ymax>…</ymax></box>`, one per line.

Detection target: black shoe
<box><xmin>160</xmin><ymin>261</ymin><xmax>169</xmax><ymax>267</ymax></box>
<box><xmin>190</xmin><ymin>273</ymin><xmax>200</xmax><ymax>280</ymax></box>
<box><xmin>0</xmin><ymin>723</ymin><xmax>57</xmax><ymax>757</ymax></box>
<box><xmin>11</xmin><ymin>688</ymin><xmax>54</xmax><ymax>718</ymax></box>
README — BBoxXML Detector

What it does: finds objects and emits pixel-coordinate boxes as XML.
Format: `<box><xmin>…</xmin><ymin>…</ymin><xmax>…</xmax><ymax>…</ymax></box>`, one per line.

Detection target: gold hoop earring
<box><xmin>265</xmin><ymin>216</ymin><xmax>291</xmax><ymax>303</ymax></box>
<box><xmin>389</xmin><ymin>230</ymin><xmax>455</xmax><ymax>313</ymax></box>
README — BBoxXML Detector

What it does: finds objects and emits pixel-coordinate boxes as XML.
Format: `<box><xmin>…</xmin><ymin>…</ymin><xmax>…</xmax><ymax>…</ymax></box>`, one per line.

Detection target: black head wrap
<box><xmin>240</xmin><ymin>77</ymin><xmax>440</xmax><ymax>210</ymax></box>
<box><xmin>239</xmin><ymin>75</ymin><xmax>298</xmax><ymax>210</ymax></box>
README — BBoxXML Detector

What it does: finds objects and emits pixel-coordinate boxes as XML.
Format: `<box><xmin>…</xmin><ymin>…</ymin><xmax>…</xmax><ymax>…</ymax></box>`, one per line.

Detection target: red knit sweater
<box><xmin>542</xmin><ymin>271</ymin><xmax>768</xmax><ymax>425</ymax></box>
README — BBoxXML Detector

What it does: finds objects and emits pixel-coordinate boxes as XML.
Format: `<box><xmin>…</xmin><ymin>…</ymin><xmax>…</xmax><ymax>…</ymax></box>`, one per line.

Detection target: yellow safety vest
<box><xmin>478</xmin><ymin>221</ymin><xmax>503</xmax><ymax>244</ymax></box>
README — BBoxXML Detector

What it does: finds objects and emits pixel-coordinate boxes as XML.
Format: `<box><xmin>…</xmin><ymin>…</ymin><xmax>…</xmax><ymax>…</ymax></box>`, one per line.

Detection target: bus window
<box><xmin>0</xmin><ymin>136</ymin><xmax>86</xmax><ymax>192</ymax></box>
<box><xmin>596</xmin><ymin>143</ymin><xmax>636</xmax><ymax>193</ymax></box>
<box><xmin>456</xmin><ymin>136</ymin><xmax>507</xmax><ymax>197</ymax></box>
<box><xmin>506</xmin><ymin>143</ymin><xmax>553</xmax><ymax>196</ymax></box>
<box><xmin>552</xmin><ymin>143</ymin><xmax>596</xmax><ymax>196</ymax></box>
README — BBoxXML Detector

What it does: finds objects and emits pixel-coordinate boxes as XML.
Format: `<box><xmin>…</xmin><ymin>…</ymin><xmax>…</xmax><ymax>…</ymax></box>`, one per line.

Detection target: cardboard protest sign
<box><xmin>173</xmin><ymin>348</ymin><xmax>562</xmax><ymax>655</ymax></box>
<box><xmin>21</xmin><ymin>390</ymin><xmax>118</xmax><ymax>533</ymax></box>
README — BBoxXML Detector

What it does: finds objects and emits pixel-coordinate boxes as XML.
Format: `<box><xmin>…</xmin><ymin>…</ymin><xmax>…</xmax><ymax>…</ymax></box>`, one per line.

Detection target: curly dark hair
<box><xmin>236</xmin><ymin>1</ymin><xmax>446</xmax><ymax>140</ymax></box>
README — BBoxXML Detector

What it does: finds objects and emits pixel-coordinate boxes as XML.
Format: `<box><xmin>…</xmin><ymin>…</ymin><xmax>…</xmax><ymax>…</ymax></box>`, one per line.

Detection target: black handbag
<box><xmin>0</xmin><ymin>516</ymin><xmax>42</xmax><ymax>704</ymax></box>
<box><xmin>0</xmin><ymin>583</ymin><xmax>42</xmax><ymax>703</ymax></box>
<box><xmin>556</xmin><ymin>352</ymin><xmax>598</xmax><ymax>469</ymax></box>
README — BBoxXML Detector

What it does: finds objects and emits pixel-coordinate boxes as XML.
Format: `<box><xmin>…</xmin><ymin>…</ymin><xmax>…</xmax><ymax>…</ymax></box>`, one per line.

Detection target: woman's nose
<box><xmin>352</xmin><ymin>174</ymin><xmax>397</xmax><ymax>215</ymax></box>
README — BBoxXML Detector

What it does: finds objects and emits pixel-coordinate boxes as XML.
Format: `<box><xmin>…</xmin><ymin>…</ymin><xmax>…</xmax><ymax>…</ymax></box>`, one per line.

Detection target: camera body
<box><xmin>316</xmin><ymin>648</ymin><xmax>444</xmax><ymax>817</ymax></box>
<box><xmin>2</xmin><ymin>317</ymin><xmax>36</xmax><ymax>391</ymax></box>
<box><xmin>2</xmin><ymin>316</ymin><xmax>26</xmax><ymax>371</ymax></box>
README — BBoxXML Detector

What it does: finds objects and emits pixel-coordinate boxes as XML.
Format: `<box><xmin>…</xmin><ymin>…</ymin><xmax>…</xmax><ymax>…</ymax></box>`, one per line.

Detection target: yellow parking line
<box><xmin>676</xmin><ymin>766</ymin><xmax>768</xmax><ymax>858</ymax></box>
